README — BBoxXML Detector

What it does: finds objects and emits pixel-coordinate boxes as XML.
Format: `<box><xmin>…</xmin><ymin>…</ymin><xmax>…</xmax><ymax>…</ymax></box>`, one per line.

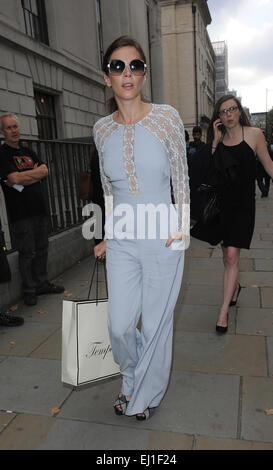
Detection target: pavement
<box><xmin>0</xmin><ymin>188</ymin><xmax>273</xmax><ymax>451</ymax></box>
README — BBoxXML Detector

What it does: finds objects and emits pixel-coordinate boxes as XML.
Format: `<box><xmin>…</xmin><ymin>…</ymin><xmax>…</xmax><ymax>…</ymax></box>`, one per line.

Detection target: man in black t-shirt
<box><xmin>0</xmin><ymin>113</ymin><xmax>64</xmax><ymax>307</ymax></box>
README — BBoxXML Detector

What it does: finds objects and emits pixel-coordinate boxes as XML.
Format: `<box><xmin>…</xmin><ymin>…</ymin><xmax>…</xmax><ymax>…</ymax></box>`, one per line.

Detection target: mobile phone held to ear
<box><xmin>218</xmin><ymin>123</ymin><xmax>225</xmax><ymax>134</ymax></box>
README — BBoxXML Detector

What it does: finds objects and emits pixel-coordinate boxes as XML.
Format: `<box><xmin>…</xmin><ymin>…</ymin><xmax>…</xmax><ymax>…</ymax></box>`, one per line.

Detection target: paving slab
<box><xmin>255</xmin><ymin>259</ymin><xmax>273</xmax><ymax>272</ymax></box>
<box><xmin>178</xmin><ymin>284</ymin><xmax>260</xmax><ymax>307</ymax></box>
<box><xmin>0</xmin><ymin>414</ymin><xmax>55</xmax><ymax>450</ymax></box>
<box><xmin>59</xmin><ymin>370</ymin><xmax>240</xmax><ymax>439</ymax></box>
<box><xmin>172</xmin><ymin>331</ymin><xmax>267</xmax><ymax>377</ymax></box>
<box><xmin>56</xmin><ymin>257</ymin><xmax>96</xmax><ymax>280</ymax></box>
<box><xmin>29</xmin><ymin>328</ymin><xmax>61</xmax><ymax>360</ymax></box>
<box><xmin>260</xmin><ymin>233</ymin><xmax>273</xmax><ymax>241</ymax></box>
<box><xmin>17</xmin><ymin>297</ymin><xmax>64</xmax><ymax>324</ymax></box>
<box><xmin>174</xmin><ymin>304</ymin><xmax>221</xmax><ymax>333</ymax></box>
<box><xmin>212</xmin><ymin>248</ymin><xmax>273</xmax><ymax>259</ymax></box>
<box><xmin>233</xmin><ymin>286</ymin><xmax>260</xmax><ymax>307</ymax></box>
<box><xmin>261</xmin><ymin>287</ymin><xmax>273</xmax><ymax>307</ymax></box>
<box><xmin>39</xmin><ymin>418</ymin><xmax>149</xmax><ymax>450</ymax></box>
<box><xmin>0</xmin><ymin>322</ymin><xmax>60</xmax><ymax>356</ymax></box>
<box><xmin>248</xmin><ymin>240</ymin><xmax>273</xmax><ymax>249</ymax></box>
<box><xmin>254</xmin><ymin>221</ymin><xmax>270</xmax><ymax>228</ymax></box>
<box><xmin>186</xmin><ymin>247</ymin><xmax>213</xmax><ymax>258</ymax></box>
<box><xmin>241</xmin><ymin>376</ymin><xmax>273</xmax><ymax>443</ymax></box>
<box><xmin>239</xmin><ymin>271</ymin><xmax>273</xmax><ymax>287</ymax></box>
<box><xmin>236</xmin><ymin>307</ymin><xmax>273</xmax><ymax>336</ymax></box>
<box><xmin>37</xmin><ymin>418</ymin><xmax>194</xmax><ymax>450</ymax></box>
<box><xmin>187</xmin><ymin>257</ymin><xmax>253</xmax><ymax>272</ymax></box>
<box><xmin>256</xmin><ymin>227</ymin><xmax>273</xmax><ymax>233</ymax></box>
<box><xmin>0</xmin><ymin>411</ymin><xmax>16</xmax><ymax>434</ymax></box>
<box><xmin>146</xmin><ymin>430</ymin><xmax>193</xmax><ymax>450</ymax></box>
<box><xmin>178</xmin><ymin>284</ymin><xmax>223</xmax><ymax>306</ymax></box>
<box><xmin>0</xmin><ymin>357</ymin><xmax>71</xmax><ymax>415</ymax></box>
<box><xmin>267</xmin><ymin>337</ymin><xmax>273</xmax><ymax>377</ymax></box>
<box><xmin>195</xmin><ymin>435</ymin><xmax>273</xmax><ymax>450</ymax></box>
<box><xmin>183</xmin><ymin>270</ymin><xmax>223</xmax><ymax>286</ymax></box>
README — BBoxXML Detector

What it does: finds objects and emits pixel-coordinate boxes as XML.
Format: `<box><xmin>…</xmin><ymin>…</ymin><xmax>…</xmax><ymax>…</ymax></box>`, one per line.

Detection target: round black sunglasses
<box><xmin>107</xmin><ymin>59</ymin><xmax>147</xmax><ymax>76</ymax></box>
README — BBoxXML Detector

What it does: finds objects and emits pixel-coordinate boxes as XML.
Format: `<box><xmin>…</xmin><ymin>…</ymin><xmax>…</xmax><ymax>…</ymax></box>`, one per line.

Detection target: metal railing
<box><xmin>0</xmin><ymin>139</ymin><xmax>92</xmax><ymax>249</ymax></box>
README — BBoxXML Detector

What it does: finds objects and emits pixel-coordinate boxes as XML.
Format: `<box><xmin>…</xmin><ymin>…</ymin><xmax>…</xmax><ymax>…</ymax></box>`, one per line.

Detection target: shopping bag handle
<box><xmin>87</xmin><ymin>258</ymin><xmax>108</xmax><ymax>303</ymax></box>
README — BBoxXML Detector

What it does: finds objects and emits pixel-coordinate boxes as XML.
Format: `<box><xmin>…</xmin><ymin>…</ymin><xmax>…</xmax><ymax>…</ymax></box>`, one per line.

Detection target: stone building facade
<box><xmin>0</xmin><ymin>0</ymin><xmax>162</xmax><ymax>141</ymax></box>
<box><xmin>158</xmin><ymin>0</ymin><xmax>215</xmax><ymax>137</ymax></box>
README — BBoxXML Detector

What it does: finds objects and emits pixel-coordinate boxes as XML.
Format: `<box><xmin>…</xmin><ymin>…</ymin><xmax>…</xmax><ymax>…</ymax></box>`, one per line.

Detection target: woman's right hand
<box><xmin>212</xmin><ymin>119</ymin><xmax>224</xmax><ymax>147</ymax></box>
<box><xmin>94</xmin><ymin>240</ymin><xmax>106</xmax><ymax>260</ymax></box>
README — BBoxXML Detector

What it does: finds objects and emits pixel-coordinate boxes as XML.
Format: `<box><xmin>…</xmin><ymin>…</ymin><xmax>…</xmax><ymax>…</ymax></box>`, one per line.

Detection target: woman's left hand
<box><xmin>165</xmin><ymin>232</ymin><xmax>184</xmax><ymax>247</ymax></box>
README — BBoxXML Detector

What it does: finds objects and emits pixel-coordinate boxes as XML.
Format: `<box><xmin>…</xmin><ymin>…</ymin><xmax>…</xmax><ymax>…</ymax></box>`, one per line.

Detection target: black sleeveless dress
<box><xmin>190</xmin><ymin>127</ymin><xmax>257</xmax><ymax>249</ymax></box>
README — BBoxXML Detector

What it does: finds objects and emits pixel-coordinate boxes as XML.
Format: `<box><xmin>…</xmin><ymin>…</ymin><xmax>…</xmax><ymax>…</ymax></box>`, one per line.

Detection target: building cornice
<box><xmin>158</xmin><ymin>0</ymin><xmax>211</xmax><ymax>25</ymax></box>
<box><xmin>157</xmin><ymin>0</ymin><xmax>179</xmax><ymax>6</ymax></box>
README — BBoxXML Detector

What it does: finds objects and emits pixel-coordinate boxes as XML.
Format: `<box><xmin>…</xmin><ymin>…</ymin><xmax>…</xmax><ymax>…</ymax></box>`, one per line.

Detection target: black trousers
<box><xmin>11</xmin><ymin>215</ymin><xmax>49</xmax><ymax>295</ymax></box>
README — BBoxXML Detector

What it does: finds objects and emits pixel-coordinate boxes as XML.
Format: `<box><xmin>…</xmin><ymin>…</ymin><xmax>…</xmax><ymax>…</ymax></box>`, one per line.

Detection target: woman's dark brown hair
<box><xmin>207</xmin><ymin>94</ymin><xmax>251</xmax><ymax>144</ymax></box>
<box><xmin>102</xmin><ymin>36</ymin><xmax>147</xmax><ymax>114</ymax></box>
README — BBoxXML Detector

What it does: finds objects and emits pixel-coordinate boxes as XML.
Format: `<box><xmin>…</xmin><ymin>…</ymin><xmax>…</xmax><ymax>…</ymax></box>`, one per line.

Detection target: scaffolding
<box><xmin>212</xmin><ymin>41</ymin><xmax>228</xmax><ymax>101</ymax></box>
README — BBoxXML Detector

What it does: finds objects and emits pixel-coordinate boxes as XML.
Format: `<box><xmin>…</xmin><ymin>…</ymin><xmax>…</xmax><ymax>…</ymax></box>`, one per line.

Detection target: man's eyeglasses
<box><xmin>219</xmin><ymin>106</ymin><xmax>239</xmax><ymax>117</ymax></box>
<box><xmin>107</xmin><ymin>59</ymin><xmax>147</xmax><ymax>76</ymax></box>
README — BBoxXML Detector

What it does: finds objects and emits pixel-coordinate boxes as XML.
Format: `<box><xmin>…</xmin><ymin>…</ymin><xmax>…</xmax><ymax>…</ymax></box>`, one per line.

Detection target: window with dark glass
<box><xmin>34</xmin><ymin>91</ymin><xmax>57</xmax><ymax>140</ymax></box>
<box><xmin>21</xmin><ymin>0</ymin><xmax>49</xmax><ymax>45</ymax></box>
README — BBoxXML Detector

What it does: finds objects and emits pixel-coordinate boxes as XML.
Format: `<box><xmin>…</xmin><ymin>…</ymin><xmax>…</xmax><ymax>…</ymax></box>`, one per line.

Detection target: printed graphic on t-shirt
<box><xmin>13</xmin><ymin>156</ymin><xmax>35</xmax><ymax>170</ymax></box>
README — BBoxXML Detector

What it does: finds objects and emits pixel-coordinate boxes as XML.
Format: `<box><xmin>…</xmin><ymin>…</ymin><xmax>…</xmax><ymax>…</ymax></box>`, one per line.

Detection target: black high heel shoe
<box><xmin>216</xmin><ymin>313</ymin><xmax>229</xmax><ymax>334</ymax></box>
<box><xmin>229</xmin><ymin>283</ymin><xmax>241</xmax><ymax>307</ymax></box>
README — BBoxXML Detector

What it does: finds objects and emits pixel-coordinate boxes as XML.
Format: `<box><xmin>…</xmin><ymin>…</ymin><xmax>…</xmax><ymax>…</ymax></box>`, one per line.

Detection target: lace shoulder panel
<box><xmin>93</xmin><ymin>114</ymin><xmax>119</xmax><ymax>151</ymax></box>
<box><xmin>140</xmin><ymin>104</ymin><xmax>178</xmax><ymax>144</ymax></box>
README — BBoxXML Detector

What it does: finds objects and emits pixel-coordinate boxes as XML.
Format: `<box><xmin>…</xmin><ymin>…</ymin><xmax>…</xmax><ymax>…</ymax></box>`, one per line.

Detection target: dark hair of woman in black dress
<box><xmin>207</xmin><ymin>94</ymin><xmax>251</xmax><ymax>144</ymax></box>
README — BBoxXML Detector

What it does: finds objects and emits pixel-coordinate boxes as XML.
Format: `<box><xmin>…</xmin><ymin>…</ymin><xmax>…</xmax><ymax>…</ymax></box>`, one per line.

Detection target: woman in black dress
<box><xmin>190</xmin><ymin>94</ymin><xmax>273</xmax><ymax>333</ymax></box>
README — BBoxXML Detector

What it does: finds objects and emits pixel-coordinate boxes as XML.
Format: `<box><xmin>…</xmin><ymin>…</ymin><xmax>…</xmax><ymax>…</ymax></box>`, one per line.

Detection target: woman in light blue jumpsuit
<box><xmin>93</xmin><ymin>36</ymin><xmax>190</xmax><ymax>420</ymax></box>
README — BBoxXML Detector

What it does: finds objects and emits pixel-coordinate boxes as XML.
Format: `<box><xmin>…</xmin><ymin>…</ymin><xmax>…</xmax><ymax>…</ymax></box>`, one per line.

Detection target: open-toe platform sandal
<box><xmin>136</xmin><ymin>407</ymin><xmax>156</xmax><ymax>421</ymax></box>
<box><xmin>114</xmin><ymin>394</ymin><xmax>129</xmax><ymax>416</ymax></box>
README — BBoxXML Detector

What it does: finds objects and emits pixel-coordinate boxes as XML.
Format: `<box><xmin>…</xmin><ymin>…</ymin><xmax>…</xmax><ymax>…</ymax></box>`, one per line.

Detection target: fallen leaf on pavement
<box><xmin>51</xmin><ymin>407</ymin><xmax>60</xmax><ymax>416</ymax></box>
<box><xmin>64</xmin><ymin>291</ymin><xmax>72</xmax><ymax>297</ymax></box>
<box><xmin>10</xmin><ymin>305</ymin><xmax>18</xmax><ymax>311</ymax></box>
<box><xmin>37</xmin><ymin>309</ymin><xmax>46</xmax><ymax>314</ymax></box>
<box><xmin>10</xmin><ymin>341</ymin><xmax>16</xmax><ymax>345</ymax></box>
<box><xmin>264</xmin><ymin>409</ymin><xmax>273</xmax><ymax>415</ymax></box>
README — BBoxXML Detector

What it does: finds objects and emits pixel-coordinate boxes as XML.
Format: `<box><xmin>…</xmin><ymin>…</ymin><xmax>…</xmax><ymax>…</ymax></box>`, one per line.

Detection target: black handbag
<box><xmin>197</xmin><ymin>183</ymin><xmax>220</xmax><ymax>224</ymax></box>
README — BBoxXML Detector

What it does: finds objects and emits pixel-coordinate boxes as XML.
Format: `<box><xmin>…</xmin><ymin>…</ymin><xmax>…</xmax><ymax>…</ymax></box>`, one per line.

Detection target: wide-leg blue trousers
<box><xmin>106</xmin><ymin>238</ymin><xmax>184</xmax><ymax>415</ymax></box>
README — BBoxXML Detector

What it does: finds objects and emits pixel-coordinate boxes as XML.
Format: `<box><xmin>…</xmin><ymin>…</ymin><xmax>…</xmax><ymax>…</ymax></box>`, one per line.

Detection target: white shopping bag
<box><xmin>61</xmin><ymin>260</ymin><xmax>120</xmax><ymax>386</ymax></box>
